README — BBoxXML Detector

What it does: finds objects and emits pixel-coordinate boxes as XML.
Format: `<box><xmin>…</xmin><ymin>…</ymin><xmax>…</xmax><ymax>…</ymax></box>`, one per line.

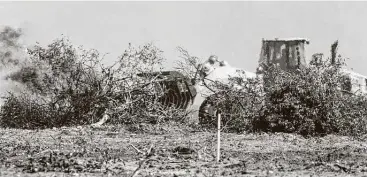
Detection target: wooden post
<box><xmin>217</xmin><ymin>113</ymin><xmax>221</xmax><ymax>163</ymax></box>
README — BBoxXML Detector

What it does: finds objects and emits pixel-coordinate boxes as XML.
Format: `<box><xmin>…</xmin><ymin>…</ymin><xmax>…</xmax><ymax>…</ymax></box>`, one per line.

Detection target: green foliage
<box><xmin>1</xmin><ymin>93</ymin><xmax>55</xmax><ymax>129</ymax></box>
<box><xmin>254</xmin><ymin>60</ymin><xmax>367</xmax><ymax>137</ymax></box>
<box><xmin>2</xmin><ymin>34</ymin><xmax>367</xmax><ymax>137</ymax></box>
<box><xmin>199</xmin><ymin>73</ymin><xmax>263</xmax><ymax>133</ymax></box>
<box><xmin>1</xmin><ymin>37</ymin><xmax>107</xmax><ymax>128</ymax></box>
<box><xmin>209</xmin><ymin>57</ymin><xmax>367</xmax><ymax>137</ymax></box>
<box><xmin>174</xmin><ymin>44</ymin><xmax>367</xmax><ymax>137</ymax></box>
<box><xmin>0</xmin><ymin>36</ymin><xmax>190</xmax><ymax>129</ymax></box>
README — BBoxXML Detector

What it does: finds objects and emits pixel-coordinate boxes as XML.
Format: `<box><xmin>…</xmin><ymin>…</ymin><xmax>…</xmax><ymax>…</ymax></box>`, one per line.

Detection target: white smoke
<box><xmin>0</xmin><ymin>26</ymin><xmax>29</xmax><ymax>107</ymax></box>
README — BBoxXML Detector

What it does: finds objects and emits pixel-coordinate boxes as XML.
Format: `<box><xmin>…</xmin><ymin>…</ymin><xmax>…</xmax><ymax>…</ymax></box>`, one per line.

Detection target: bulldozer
<box><xmin>193</xmin><ymin>38</ymin><xmax>311</xmax><ymax>126</ymax></box>
<box><xmin>195</xmin><ymin>38</ymin><xmax>367</xmax><ymax>124</ymax></box>
<box><xmin>92</xmin><ymin>38</ymin><xmax>367</xmax><ymax>127</ymax></box>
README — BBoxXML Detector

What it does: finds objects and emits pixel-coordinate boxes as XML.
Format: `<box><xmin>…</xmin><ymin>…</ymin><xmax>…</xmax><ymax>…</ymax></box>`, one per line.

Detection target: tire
<box><xmin>198</xmin><ymin>91</ymin><xmax>246</xmax><ymax>131</ymax></box>
<box><xmin>198</xmin><ymin>97</ymin><xmax>218</xmax><ymax>127</ymax></box>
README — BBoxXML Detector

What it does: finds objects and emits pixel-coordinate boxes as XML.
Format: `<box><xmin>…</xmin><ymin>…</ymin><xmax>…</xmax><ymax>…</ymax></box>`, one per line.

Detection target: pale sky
<box><xmin>1</xmin><ymin>1</ymin><xmax>367</xmax><ymax>75</ymax></box>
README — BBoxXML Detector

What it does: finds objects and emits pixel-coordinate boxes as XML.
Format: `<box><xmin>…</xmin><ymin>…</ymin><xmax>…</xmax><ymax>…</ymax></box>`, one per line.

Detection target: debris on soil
<box><xmin>1</xmin><ymin>125</ymin><xmax>367</xmax><ymax>177</ymax></box>
<box><xmin>172</xmin><ymin>146</ymin><xmax>196</xmax><ymax>155</ymax></box>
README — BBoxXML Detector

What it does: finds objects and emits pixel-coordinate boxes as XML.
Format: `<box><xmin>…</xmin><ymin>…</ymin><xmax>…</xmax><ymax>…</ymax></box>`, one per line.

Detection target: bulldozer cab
<box><xmin>258</xmin><ymin>38</ymin><xmax>310</xmax><ymax>72</ymax></box>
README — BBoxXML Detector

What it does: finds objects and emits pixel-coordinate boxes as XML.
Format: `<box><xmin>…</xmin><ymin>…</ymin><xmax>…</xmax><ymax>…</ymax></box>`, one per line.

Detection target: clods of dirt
<box><xmin>172</xmin><ymin>146</ymin><xmax>196</xmax><ymax>155</ymax></box>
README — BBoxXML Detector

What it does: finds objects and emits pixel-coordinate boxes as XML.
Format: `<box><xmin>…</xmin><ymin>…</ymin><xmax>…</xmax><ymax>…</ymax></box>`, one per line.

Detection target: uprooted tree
<box><xmin>0</xmin><ymin>36</ymin><xmax>191</xmax><ymax>129</ymax></box>
<box><xmin>198</xmin><ymin>41</ymin><xmax>367</xmax><ymax>137</ymax></box>
<box><xmin>1</xmin><ymin>33</ymin><xmax>367</xmax><ymax>137</ymax></box>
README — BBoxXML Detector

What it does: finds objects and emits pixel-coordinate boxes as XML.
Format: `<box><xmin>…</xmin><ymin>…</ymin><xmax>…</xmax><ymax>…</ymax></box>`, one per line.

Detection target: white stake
<box><xmin>217</xmin><ymin>113</ymin><xmax>221</xmax><ymax>163</ymax></box>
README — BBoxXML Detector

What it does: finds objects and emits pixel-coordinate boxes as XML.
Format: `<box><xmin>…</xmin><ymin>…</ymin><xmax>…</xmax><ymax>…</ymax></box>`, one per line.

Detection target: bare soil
<box><xmin>1</xmin><ymin>123</ymin><xmax>367</xmax><ymax>177</ymax></box>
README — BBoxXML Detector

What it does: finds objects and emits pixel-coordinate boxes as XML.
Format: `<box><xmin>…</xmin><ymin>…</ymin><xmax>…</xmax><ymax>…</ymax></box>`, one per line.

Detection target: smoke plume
<box><xmin>0</xmin><ymin>26</ymin><xmax>29</xmax><ymax>107</ymax></box>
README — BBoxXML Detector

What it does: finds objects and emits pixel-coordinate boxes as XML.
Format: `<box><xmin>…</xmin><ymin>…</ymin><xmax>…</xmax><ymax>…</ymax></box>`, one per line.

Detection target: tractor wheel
<box><xmin>198</xmin><ymin>92</ymin><xmax>244</xmax><ymax>131</ymax></box>
<box><xmin>198</xmin><ymin>97</ymin><xmax>218</xmax><ymax>128</ymax></box>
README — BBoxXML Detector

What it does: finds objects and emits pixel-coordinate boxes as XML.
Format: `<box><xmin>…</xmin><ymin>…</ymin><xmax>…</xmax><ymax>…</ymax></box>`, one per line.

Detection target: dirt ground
<box><xmin>1</xmin><ymin>123</ymin><xmax>367</xmax><ymax>177</ymax></box>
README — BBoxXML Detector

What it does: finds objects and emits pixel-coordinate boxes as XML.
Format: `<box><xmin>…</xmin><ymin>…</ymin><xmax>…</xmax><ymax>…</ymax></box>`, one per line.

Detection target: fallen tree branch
<box><xmin>130</xmin><ymin>143</ymin><xmax>156</xmax><ymax>177</ymax></box>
